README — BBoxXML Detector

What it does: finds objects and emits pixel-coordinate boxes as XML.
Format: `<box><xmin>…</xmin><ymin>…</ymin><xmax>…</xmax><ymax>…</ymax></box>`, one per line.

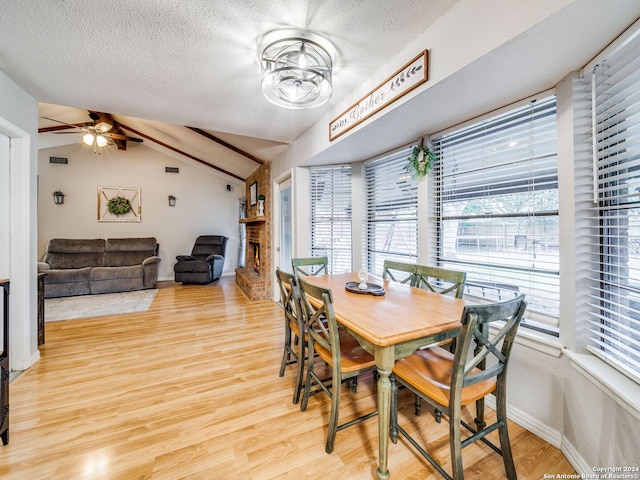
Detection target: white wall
<box><xmin>0</xmin><ymin>70</ymin><xmax>39</xmax><ymax>371</ymax></box>
<box><xmin>38</xmin><ymin>143</ymin><xmax>243</xmax><ymax>279</ymax></box>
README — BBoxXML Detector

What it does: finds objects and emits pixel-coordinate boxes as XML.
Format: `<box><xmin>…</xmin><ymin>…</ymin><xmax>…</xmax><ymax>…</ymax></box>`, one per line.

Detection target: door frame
<box><xmin>272</xmin><ymin>171</ymin><xmax>293</xmax><ymax>301</ymax></box>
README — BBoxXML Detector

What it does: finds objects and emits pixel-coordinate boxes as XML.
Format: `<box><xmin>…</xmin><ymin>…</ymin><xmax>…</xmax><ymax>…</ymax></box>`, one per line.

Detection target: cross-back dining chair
<box><xmin>291</xmin><ymin>256</ymin><xmax>329</xmax><ymax>277</ymax></box>
<box><xmin>275</xmin><ymin>268</ymin><xmax>306</xmax><ymax>404</ymax></box>
<box><xmin>390</xmin><ymin>294</ymin><xmax>527</xmax><ymax>480</ymax></box>
<box><xmin>412</xmin><ymin>265</ymin><xmax>467</xmax><ymax>417</ymax></box>
<box><xmin>382</xmin><ymin>259</ymin><xmax>417</xmax><ymax>286</ymax></box>
<box><xmin>297</xmin><ymin>275</ymin><xmax>378</xmax><ymax>454</ymax></box>
<box><xmin>414</xmin><ymin>265</ymin><xmax>467</xmax><ymax>298</ymax></box>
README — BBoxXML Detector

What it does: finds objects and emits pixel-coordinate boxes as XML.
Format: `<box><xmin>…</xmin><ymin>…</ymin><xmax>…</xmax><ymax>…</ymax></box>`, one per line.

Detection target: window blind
<box><xmin>364</xmin><ymin>148</ymin><xmax>418</xmax><ymax>274</ymax></box>
<box><xmin>583</xmin><ymin>27</ymin><xmax>640</xmax><ymax>383</ymax></box>
<box><xmin>310</xmin><ymin>165</ymin><xmax>352</xmax><ymax>274</ymax></box>
<box><xmin>431</xmin><ymin>96</ymin><xmax>559</xmax><ymax>332</ymax></box>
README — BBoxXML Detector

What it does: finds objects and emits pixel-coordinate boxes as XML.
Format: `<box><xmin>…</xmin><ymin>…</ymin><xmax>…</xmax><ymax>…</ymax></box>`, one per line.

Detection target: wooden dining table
<box><xmin>303</xmin><ymin>272</ymin><xmax>465</xmax><ymax>480</ymax></box>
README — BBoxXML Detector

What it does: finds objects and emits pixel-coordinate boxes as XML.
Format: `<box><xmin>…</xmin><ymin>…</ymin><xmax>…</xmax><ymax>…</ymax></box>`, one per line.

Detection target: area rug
<box><xmin>45</xmin><ymin>289</ymin><xmax>158</xmax><ymax>322</ymax></box>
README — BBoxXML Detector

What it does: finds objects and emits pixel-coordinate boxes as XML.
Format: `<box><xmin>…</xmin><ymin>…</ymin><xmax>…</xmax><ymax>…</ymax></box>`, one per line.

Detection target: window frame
<box><xmin>431</xmin><ymin>94</ymin><xmax>560</xmax><ymax>335</ymax></box>
<box><xmin>363</xmin><ymin>147</ymin><xmax>418</xmax><ymax>275</ymax></box>
<box><xmin>309</xmin><ymin>164</ymin><xmax>353</xmax><ymax>274</ymax></box>
<box><xmin>579</xmin><ymin>25</ymin><xmax>640</xmax><ymax>384</ymax></box>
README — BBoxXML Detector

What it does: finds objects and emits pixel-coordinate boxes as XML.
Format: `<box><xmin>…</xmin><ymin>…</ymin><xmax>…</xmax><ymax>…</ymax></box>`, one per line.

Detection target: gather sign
<box><xmin>329</xmin><ymin>50</ymin><xmax>429</xmax><ymax>141</ymax></box>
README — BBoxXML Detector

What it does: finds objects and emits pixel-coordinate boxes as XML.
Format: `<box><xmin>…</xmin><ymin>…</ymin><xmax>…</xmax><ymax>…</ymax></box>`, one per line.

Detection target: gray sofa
<box><xmin>38</xmin><ymin>237</ymin><xmax>161</xmax><ymax>298</ymax></box>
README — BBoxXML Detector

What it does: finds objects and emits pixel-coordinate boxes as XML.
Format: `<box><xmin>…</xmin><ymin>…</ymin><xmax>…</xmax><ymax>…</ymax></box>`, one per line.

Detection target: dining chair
<box><xmin>275</xmin><ymin>268</ymin><xmax>306</xmax><ymax>404</ymax></box>
<box><xmin>297</xmin><ymin>275</ymin><xmax>378</xmax><ymax>454</ymax></box>
<box><xmin>382</xmin><ymin>259</ymin><xmax>417</xmax><ymax>286</ymax></box>
<box><xmin>390</xmin><ymin>294</ymin><xmax>527</xmax><ymax>480</ymax></box>
<box><xmin>293</xmin><ymin>255</ymin><xmax>368</xmax><ymax>393</ymax></box>
<box><xmin>413</xmin><ymin>265</ymin><xmax>467</xmax><ymax>418</ymax></box>
<box><xmin>291</xmin><ymin>256</ymin><xmax>329</xmax><ymax>277</ymax></box>
<box><xmin>414</xmin><ymin>265</ymin><xmax>467</xmax><ymax>298</ymax></box>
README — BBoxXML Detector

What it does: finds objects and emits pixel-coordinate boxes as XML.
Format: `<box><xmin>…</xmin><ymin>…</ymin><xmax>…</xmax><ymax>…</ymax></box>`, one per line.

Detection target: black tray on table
<box><xmin>345</xmin><ymin>281</ymin><xmax>385</xmax><ymax>296</ymax></box>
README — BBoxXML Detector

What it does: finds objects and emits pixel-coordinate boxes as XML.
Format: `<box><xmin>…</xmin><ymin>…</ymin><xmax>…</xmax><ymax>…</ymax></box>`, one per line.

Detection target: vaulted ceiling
<box><xmin>1</xmin><ymin>0</ymin><xmax>458</xmax><ymax>180</ymax></box>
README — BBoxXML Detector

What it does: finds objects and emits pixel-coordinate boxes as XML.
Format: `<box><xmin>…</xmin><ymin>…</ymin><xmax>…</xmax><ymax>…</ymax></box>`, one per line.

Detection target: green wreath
<box><xmin>406</xmin><ymin>145</ymin><xmax>435</xmax><ymax>180</ymax></box>
<box><xmin>106</xmin><ymin>196</ymin><xmax>132</xmax><ymax>216</ymax></box>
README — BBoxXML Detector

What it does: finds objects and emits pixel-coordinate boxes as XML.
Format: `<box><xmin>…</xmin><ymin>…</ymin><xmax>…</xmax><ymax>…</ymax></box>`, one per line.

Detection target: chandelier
<box><xmin>261</xmin><ymin>37</ymin><xmax>332</xmax><ymax>109</ymax></box>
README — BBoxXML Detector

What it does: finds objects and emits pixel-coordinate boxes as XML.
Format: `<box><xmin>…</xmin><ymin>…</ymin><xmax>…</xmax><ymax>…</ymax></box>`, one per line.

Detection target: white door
<box><xmin>279</xmin><ymin>178</ymin><xmax>292</xmax><ymax>272</ymax></box>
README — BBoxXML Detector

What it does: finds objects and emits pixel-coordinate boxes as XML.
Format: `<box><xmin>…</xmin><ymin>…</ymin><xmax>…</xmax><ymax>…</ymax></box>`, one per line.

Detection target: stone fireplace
<box><xmin>235</xmin><ymin>163</ymin><xmax>271</xmax><ymax>301</ymax></box>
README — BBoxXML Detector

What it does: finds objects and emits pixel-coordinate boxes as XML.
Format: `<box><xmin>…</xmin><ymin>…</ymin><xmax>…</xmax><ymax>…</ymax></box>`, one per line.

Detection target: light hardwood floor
<box><xmin>1</xmin><ymin>277</ymin><xmax>576</xmax><ymax>479</ymax></box>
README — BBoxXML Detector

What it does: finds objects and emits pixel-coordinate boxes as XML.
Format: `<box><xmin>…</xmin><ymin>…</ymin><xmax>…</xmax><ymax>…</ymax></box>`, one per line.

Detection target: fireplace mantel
<box><xmin>239</xmin><ymin>218</ymin><xmax>266</xmax><ymax>224</ymax></box>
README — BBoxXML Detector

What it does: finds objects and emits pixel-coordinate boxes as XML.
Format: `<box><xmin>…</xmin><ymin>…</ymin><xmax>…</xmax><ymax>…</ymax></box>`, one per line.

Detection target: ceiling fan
<box><xmin>40</xmin><ymin>111</ymin><xmax>143</xmax><ymax>153</ymax></box>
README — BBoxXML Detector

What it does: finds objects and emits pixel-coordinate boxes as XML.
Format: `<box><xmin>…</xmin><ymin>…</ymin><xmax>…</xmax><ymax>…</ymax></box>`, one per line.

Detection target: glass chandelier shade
<box><xmin>261</xmin><ymin>37</ymin><xmax>332</xmax><ymax>109</ymax></box>
<box><xmin>82</xmin><ymin>132</ymin><xmax>108</xmax><ymax>148</ymax></box>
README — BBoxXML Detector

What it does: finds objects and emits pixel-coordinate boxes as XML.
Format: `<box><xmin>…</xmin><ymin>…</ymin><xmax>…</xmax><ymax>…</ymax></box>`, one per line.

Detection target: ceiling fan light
<box><xmin>261</xmin><ymin>37</ymin><xmax>332</xmax><ymax>109</ymax></box>
<box><xmin>94</xmin><ymin>121</ymin><xmax>112</xmax><ymax>133</ymax></box>
<box><xmin>83</xmin><ymin>133</ymin><xmax>95</xmax><ymax>146</ymax></box>
<box><xmin>96</xmin><ymin>135</ymin><xmax>108</xmax><ymax>147</ymax></box>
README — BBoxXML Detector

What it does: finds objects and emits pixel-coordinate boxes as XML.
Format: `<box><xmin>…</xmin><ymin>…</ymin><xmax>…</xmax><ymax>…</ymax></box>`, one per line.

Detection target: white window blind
<box><xmin>310</xmin><ymin>165</ymin><xmax>352</xmax><ymax>273</ymax></box>
<box><xmin>364</xmin><ymin>148</ymin><xmax>418</xmax><ymax>274</ymax></box>
<box><xmin>583</xmin><ymin>27</ymin><xmax>640</xmax><ymax>383</ymax></box>
<box><xmin>431</xmin><ymin>96</ymin><xmax>559</xmax><ymax>333</ymax></box>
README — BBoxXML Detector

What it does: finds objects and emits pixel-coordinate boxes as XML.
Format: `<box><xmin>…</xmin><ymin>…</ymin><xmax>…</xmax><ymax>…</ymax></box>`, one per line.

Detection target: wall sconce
<box><xmin>53</xmin><ymin>190</ymin><xmax>65</xmax><ymax>205</ymax></box>
<box><xmin>168</xmin><ymin>195</ymin><xmax>176</xmax><ymax>207</ymax></box>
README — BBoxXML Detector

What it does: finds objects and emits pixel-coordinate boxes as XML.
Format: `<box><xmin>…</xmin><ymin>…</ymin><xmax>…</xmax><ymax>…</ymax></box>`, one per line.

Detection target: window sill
<box><xmin>490</xmin><ymin>322</ymin><xmax>564</xmax><ymax>357</ymax></box>
<box><xmin>516</xmin><ymin>327</ymin><xmax>563</xmax><ymax>357</ymax></box>
<box><xmin>564</xmin><ymin>350</ymin><xmax>640</xmax><ymax>422</ymax></box>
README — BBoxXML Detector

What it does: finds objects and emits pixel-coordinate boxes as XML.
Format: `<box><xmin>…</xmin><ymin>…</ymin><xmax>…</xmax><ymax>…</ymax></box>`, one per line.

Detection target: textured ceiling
<box><xmin>2</xmin><ymin>1</ymin><xmax>640</xmax><ymax>182</ymax></box>
<box><xmin>1</xmin><ymin>0</ymin><xmax>457</xmax><ymax>179</ymax></box>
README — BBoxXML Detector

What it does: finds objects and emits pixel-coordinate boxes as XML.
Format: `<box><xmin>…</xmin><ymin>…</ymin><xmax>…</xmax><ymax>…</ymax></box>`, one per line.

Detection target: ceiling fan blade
<box><xmin>39</xmin><ymin>117</ymin><xmax>96</xmax><ymax>134</ymax></box>
<box><xmin>41</xmin><ymin>116</ymin><xmax>92</xmax><ymax>128</ymax></box>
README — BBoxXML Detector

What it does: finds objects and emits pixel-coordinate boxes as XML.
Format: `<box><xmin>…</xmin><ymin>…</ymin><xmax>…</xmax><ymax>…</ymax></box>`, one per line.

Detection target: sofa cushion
<box><xmin>43</xmin><ymin>267</ymin><xmax>92</xmax><ymax>298</ymax></box>
<box><xmin>102</xmin><ymin>237</ymin><xmax>158</xmax><ymax>267</ymax></box>
<box><xmin>174</xmin><ymin>260</ymin><xmax>212</xmax><ymax>273</ymax></box>
<box><xmin>191</xmin><ymin>235</ymin><xmax>226</xmax><ymax>259</ymax></box>
<box><xmin>43</xmin><ymin>239</ymin><xmax>105</xmax><ymax>269</ymax></box>
<box><xmin>90</xmin><ymin>265</ymin><xmax>144</xmax><ymax>294</ymax></box>
<box><xmin>45</xmin><ymin>267</ymin><xmax>92</xmax><ymax>284</ymax></box>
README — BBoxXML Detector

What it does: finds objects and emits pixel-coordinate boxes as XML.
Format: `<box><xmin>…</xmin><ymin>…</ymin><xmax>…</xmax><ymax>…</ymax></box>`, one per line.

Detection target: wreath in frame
<box><xmin>98</xmin><ymin>186</ymin><xmax>141</xmax><ymax>222</ymax></box>
<box><xmin>106</xmin><ymin>196</ymin><xmax>132</xmax><ymax>216</ymax></box>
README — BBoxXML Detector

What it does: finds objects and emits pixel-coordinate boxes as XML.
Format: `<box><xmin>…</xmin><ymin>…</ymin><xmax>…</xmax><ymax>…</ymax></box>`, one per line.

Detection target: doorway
<box><xmin>278</xmin><ymin>178</ymin><xmax>292</xmax><ymax>273</ymax></box>
<box><xmin>0</xmin><ymin>133</ymin><xmax>8</xmax><ymax>362</ymax></box>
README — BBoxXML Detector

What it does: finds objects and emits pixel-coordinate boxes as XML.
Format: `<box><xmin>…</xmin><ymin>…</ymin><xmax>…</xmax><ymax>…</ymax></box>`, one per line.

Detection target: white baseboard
<box><xmin>11</xmin><ymin>349</ymin><xmax>41</xmax><ymax>374</ymax></box>
<box><xmin>485</xmin><ymin>395</ymin><xmax>562</xmax><ymax>447</ymax></box>
<box><xmin>560</xmin><ymin>436</ymin><xmax>591</xmax><ymax>476</ymax></box>
<box><xmin>30</xmin><ymin>350</ymin><xmax>41</xmax><ymax>366</ymax></box>
<box><xmin>486</xmin><ymin>395</ymin><xmax>588</xmax><ymax>475</ymax></box>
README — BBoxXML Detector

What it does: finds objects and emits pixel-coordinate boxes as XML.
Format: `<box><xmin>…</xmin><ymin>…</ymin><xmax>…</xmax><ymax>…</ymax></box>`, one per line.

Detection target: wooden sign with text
<box><xmin>329</xmin><ymin>50</ymin><xmax>428</xmax><ymax>141</ymax></box>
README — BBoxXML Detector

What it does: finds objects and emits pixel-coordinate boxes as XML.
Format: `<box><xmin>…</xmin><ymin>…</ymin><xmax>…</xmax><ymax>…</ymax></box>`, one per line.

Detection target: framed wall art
<box><xmin>249</xmin><ymin>181</ymin><xmax>257</xmax><ymax>206</ymax></box>
<box><xmin>97</xmin><ymin>186</ymin><xmax>142</xmax><ymax>222</ymax></box>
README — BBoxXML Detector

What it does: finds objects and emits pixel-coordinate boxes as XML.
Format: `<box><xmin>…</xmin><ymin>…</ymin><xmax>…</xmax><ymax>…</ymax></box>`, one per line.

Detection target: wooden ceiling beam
<box><xmin>185</xmin><ymin>126</ymin><xmax>265</xmax><ymax>165</ymax></box>
<box><xmin>118</xmin><ymin>123</ymin><xmax>245</xmax><ymax>181</ymax></box>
